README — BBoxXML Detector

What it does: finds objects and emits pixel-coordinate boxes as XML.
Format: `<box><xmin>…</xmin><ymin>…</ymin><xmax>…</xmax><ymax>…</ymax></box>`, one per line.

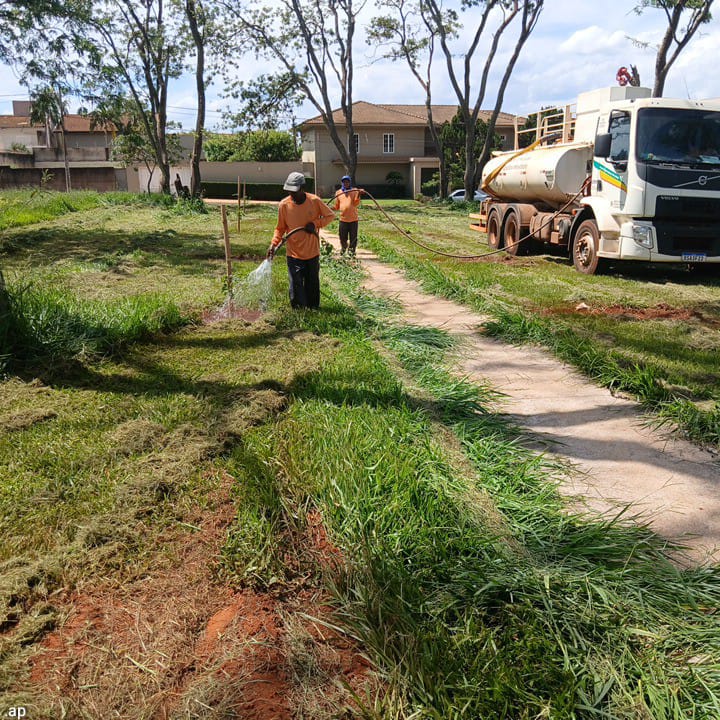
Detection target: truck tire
<box><xmin>572</xmin><ymin>219</ymin><xmax>607</xmax><ymax>275</ymax></box>
<box><xmin>502</xmin><ymin>211</ymin><xmax>524</xmax><ymax>256</ymax></box>
<box><xmin>487</xmin><ymin>209</ymin><xmax>502</xmax><ymax>250</ymax></box>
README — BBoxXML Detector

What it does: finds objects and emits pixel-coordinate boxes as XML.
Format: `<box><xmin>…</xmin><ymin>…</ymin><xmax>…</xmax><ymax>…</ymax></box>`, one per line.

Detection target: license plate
<box><xmin>682</xmin><ymin>253</ymin><xmax>706</xmax><ymax>262</ymax></box>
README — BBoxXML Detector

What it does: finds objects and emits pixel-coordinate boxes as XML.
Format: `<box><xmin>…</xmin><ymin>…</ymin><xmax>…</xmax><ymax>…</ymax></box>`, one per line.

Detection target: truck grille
<box><xmin>653</xmin><ymin>221</ymin><xmax>720</xmax><ymax>257</ymax></box>
<box><xmin>655</xmin><ymin>196</ymin><xmax>720</xmax><ymax>221</ymax></box>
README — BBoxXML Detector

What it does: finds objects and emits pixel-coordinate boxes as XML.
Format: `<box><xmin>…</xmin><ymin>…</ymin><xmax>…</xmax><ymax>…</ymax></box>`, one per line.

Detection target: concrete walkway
<box><xmin>321</xmin><ymin>230</ymin><xmax>720</xmax><ymax>565</ymax></box>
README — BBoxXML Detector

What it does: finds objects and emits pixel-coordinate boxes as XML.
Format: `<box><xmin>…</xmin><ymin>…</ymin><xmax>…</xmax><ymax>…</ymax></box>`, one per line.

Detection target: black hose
<box><xmin>323</xmin><ymin>183</ymin><xmax>590</xmax><ymax>261</ymax></box>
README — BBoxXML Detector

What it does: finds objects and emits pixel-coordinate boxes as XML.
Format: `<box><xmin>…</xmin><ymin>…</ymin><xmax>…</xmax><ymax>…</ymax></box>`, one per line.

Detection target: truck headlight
<box><xmin>632</xmin><ymin>224</ymin><xmax>654</xmax><ymax>249</ymax></box>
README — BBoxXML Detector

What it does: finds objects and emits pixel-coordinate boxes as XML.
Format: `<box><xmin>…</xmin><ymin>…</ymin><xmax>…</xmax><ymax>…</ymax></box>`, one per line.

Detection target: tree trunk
<box><xmin>187</xmin><ymin>0</ymin><xmax>205</xmax><ymax>198</ymax></box>
<box><xmin>463</xmin><ymin>116</ymin><xmax>476</xmax><ymax>199</ymax></box>
<box><xmin>652</xmin><ymin>11</ymin><xmax>676</xmax><ymax>98</ymax></box>
<box><xmin>60</xmin><ymin>122</ymin><xmax>71</xmax><ymax>192</ymax></box>
<box><xmin>146</xmin><ymin>163</ymin><xmax>155</xmax><ymax>193</ymax></box>
<box><xmin>157</xmin><ymin>48</ymin><xmax>171</xmax><ymax>194</ymax></box>
<box><xmin>425</xmin><ymin>103</ymin><xmax>449</xmax><ymax>198</ymax></box>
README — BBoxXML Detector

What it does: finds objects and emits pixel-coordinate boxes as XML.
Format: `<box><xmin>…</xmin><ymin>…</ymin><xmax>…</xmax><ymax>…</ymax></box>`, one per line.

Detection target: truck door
<box><xmin>593</xmin><ymin>111</ymin><xmax>630</xmax><ymax>211</ymax></box>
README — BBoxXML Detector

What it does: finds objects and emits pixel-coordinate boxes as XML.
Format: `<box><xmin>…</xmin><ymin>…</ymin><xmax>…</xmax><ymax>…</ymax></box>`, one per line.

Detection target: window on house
<box><xmin>351</xmin><ymin>133</ymin><xmax>359</xmax><ymax>154</ymax></box>
<box><xmin>383</xmin><ymin>133</ymin><xmax>395</xmax><ymax>154</ymax></box>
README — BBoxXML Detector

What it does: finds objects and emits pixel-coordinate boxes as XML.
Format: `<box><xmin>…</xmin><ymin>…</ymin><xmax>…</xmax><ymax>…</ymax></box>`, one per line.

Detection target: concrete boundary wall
<box><xmin>137</xmin><ymin>161</ymin><xmax>303</xmax><ymax>194</ymax></box>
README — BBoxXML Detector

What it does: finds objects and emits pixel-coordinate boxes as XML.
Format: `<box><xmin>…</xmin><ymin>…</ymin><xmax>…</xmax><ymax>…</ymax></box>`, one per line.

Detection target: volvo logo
<box><xmin>674</xmin><ymin>174</ymin><xmax>720</xmax><ymax>189</ymax></box>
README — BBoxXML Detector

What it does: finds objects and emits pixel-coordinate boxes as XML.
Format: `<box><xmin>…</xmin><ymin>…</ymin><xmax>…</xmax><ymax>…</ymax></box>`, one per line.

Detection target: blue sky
<box><xmin>2</xmin><ymin>1</ymin><xmax>719</xmax><ymax>129</ymax></box>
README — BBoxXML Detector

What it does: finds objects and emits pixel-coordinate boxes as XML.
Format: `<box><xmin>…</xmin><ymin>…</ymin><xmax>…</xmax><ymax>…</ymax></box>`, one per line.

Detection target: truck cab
<box><xmin>581</xmin><ymin>89</ymin><xmax>720</xmax><ymax>269</ymax></box>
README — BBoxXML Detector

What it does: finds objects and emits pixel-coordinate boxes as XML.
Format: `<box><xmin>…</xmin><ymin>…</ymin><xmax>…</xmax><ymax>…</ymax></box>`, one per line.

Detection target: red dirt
<box><xmin>546</xmin><ymin>301</ymin><xmax>720</xmax><ymax>327</ymax></box>
<box><xmin>306</xmin><ymin>508</ymin><xmax>344</xmax><ymax>572</ymax></box>
<box><xmin>26</xmin><ymin>477</ymin><xmax>374</xmax><ymax>719</ymax></box>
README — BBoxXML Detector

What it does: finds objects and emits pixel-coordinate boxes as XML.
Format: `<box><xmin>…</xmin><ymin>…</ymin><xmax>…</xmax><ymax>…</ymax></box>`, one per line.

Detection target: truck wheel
<box><xmin>487</xmin><ymin>210</ymin><xmax>502</xmax><ymax>250</ymax></box>
<box><xmin>503</xmin><ymin>211</ymin><xmax>524</xmax><ymax>256</ymax></box>
<box><xmin>572</xmin><ymin>220</ymin><xmax>607</xmax><ymax>275</ymax></box>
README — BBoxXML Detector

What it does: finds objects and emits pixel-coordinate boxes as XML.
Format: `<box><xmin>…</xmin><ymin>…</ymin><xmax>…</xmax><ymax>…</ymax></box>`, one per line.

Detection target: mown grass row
<box><xmin>0</xmin><ymin>189</ymin><xmax>202</xmax><ymax>231</ymax></box>
<box><xmin>219</xmin><ymin>256</ymin><xmax>720</xmax><ymax>719</ymax></box>
<box><xmin>360</xmin><ymin>231</ymin><xmax>720</xmax><ymax>449</ymax></box>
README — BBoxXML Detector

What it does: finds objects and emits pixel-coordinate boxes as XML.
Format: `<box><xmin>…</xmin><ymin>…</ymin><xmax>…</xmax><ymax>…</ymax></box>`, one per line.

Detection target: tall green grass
<box><xmin>0</xmin><ymin>279</ymin><xmax>187</xmax><ymax>373</ymax></box>
<box><xmin>221</xmin><ymin>258</ymin><xmax>720</xmax><ymax>718</ymax></box>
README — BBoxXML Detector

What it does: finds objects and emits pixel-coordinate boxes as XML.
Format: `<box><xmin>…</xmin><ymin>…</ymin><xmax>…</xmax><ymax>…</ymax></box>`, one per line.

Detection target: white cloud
<box><xmin>558</xmin><ymin>26</ymin><xmax>628</xmax><ymax>55</ymax></box>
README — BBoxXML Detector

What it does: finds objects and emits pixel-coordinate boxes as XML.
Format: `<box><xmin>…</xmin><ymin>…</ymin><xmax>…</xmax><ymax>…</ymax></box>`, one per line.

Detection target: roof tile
<box><xmin>301</xmin><ymin>101</ymin><xmax>524</xmax><ymax>127</ymax></box>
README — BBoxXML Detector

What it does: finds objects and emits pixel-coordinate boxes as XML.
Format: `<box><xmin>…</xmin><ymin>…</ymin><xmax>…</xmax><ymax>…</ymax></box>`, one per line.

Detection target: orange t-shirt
<box><xmin>333</xmin><ymin>189</ymin><xmax>362</xmax><ymax>222</ymax></box>
<box><xmin>271</xmin><ymin>193</ymin><xmax>335</xmax><ymax>259</ymax></box>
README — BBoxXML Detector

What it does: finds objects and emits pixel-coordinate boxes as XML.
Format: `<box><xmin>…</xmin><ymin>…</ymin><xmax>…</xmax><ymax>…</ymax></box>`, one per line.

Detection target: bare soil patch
<box><xmin>26</xmin><ymin>474</ymin><xmax>374</xmax><ymax>719</ymax></box>
<box><xmin>546</xmin><ymin>301</ymin><xmax>720</xmax><ymax>328</ymax></box>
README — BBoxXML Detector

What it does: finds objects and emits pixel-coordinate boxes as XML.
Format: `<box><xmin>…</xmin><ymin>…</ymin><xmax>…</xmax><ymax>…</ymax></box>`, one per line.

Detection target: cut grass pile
<box><xmin>1</xmin><ymin>192</ymin><xmax>719</xmax><ymax>718</ymax></box>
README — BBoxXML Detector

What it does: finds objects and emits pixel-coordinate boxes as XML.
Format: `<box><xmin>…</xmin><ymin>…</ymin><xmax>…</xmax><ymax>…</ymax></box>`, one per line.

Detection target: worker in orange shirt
<box><xmin>333</xmin><ymin>175</ymin><xmax>365</xmax><ymax>255</ymax></box>
<box><xmin>266</xmin><ymin>172</ymin><xmax>335</xmax><ymax>309</ymax></box>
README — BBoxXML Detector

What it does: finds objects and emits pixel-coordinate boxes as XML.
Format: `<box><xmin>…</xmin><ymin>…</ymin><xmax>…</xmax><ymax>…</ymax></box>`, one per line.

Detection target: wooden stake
<box><xmin>221</xmin><ymin>204</ymin><xmax>233</xmax><ymax>296</ymax></box>
<box><xmin>243</xmin><ymin>182</ymin><xmax>247</xmax><ymax>213</ymax></box>
<box><xmin>237</xmin><ymin>176</ymin><xmax>241</xmax><ymax>231</ymax></box>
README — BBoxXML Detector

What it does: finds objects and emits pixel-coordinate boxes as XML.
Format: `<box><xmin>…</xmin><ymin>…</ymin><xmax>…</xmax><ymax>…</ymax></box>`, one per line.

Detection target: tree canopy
<box><xmin>204</xmin><ymin>130</ymin><xmax>299</xmax><ymax>162</ymax></box>
<box><xmin>633</xmin><ymin>0</ymin><xmax>714</xmax><ymax>97</ymax></box>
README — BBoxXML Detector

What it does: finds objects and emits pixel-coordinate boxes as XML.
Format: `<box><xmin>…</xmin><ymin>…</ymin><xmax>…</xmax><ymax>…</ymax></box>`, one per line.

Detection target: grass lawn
<box><xmin>1</xmin><ymin>191</ymin><xmax>719</xmax><ymax>718</ymax></box>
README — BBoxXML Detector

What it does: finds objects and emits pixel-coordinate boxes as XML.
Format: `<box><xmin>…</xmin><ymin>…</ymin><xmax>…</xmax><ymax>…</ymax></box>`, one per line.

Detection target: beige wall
<box><xmin>354</xmin><ymin>126</ymin><xmax>425</xmax><ymax>157</ymax></box>
<box><xmin>303</xmin><ymin>126</ymin><xmax>427</xmax><ymax>196</ymax></box>
<box><xmin>137</xmin><ymin>161</ymin><xmax>304</xmax><ymax>194</ymax></box>
<box><xmin>35</xmin><ymin>146</ymin><xmax>110</xmax><ymax>162</ymax></box>
<box><xmin>0</xmin><ymin>128</ymin><xmax>42</xmax><ymax>150</ymax></box>
<box><xmin>0</xmin><ymin>165</ymin><xmax>119</xmax><ymax>191</ymax></box>
<box><xmin>353</xmin><ymin>163</ymin><xmax>410</xmax><ymax>186</ymax></box>
<box><xmin>65</xmin><ymin>132</ymin><xmax>111</xmax><ymax>149</ymax></box>
<box><xmin>201</xmin><ymin>161</ymin><xmax>302</xmax><ymax>183</ymax></box>
<box><xmin>0</xmin><ymin>151</ymin><xmax>34</xmax><ymax>168</ymax></box>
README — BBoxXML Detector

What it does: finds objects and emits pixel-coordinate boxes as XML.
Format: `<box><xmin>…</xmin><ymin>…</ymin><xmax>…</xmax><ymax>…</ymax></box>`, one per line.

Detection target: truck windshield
<box><xmin>636</xmin><ymin>108</ymin><xmax>720</xmax><ymax>167</ymax></box>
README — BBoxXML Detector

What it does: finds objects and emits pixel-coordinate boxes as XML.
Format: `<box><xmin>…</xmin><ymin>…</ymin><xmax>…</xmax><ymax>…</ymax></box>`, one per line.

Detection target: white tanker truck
<box><xmin>473</xmin><ymin>86</ymin><xmax>720</xmax><ymax>274</ymax></box>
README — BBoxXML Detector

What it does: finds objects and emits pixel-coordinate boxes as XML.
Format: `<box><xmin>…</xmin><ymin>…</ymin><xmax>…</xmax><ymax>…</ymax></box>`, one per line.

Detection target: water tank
<box><xmin>482</xmin><ymin>142</ymin><xmax>593</xmax><ymax>208</ymax></box>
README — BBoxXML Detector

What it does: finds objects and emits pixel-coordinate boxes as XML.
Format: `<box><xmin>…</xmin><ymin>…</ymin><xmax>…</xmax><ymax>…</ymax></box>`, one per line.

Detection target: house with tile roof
<box><xmin>299</xmin><ymin>101</ymin><xmax>524</xmax><ymax>197</ymax></box>
<box><xmin>0</xmin><ymin>101</ymin><xmax>125</xmax><ymax>191</ymax></box>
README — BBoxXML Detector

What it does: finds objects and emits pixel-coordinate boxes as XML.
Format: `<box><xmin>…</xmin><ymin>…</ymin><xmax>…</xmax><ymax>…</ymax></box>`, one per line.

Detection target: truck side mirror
<box><xmin>594</xmin><ymin>133</ymin><xmax>612</xmax><ymax>158</ymax></box>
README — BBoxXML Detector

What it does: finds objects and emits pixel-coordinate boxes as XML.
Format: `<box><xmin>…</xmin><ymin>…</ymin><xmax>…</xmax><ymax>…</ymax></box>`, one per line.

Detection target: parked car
<box><xmin>448</xmin><ymin>189</ymin><xmax>488</xmax><ymax>202</ymax></box>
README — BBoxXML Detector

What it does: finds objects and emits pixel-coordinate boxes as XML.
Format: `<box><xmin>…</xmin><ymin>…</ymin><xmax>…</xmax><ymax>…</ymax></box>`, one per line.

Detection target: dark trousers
<box><xmin>339</xmin><ymin>221</ymin><xmax>359</xmax><ymax>252</ymax></box>
<box><xmin>287</xmin><ymin>255</ymin><xmax>320</xmax><ymax>308</ymax></box>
